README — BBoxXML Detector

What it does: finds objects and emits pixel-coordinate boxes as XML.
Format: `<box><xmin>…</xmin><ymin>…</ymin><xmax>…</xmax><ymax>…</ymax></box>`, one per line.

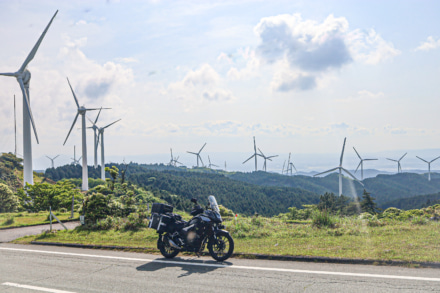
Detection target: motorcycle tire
<box><xmin>158</xmin><ymin>237</ymin><xmax>179</xmax><ymax>259</ymax></box>
<box><xmin>208</xmin><ymin>231</ymin><xmax>234</xmax><ymax>262</ymax></box>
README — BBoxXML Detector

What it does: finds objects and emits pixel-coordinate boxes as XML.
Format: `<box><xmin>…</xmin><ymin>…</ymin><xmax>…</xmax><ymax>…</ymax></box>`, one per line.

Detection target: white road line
<box><xmin>2</xmin><ymin>282</ymin><xmax>76</xmax><ymax>293</ymax></box>
<box><xmin>1</xmin><ymin>247</ymin><xmax>439</xmax><ymax>282</ymax></box>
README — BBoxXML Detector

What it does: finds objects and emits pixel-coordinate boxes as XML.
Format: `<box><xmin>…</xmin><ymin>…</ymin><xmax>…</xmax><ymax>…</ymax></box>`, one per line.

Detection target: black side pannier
<box><xmin>151</xmin><ymin>203</ymin><xmax>173</xmax><ymax>214</ymax></box>
<box><xmin>157</xmin><ymin>214</ymin><xmax>174</xmax><ymax>233</ymax></box>
<box><xmin>148</xmin><ymin>213</ymin><xmax>160</xmax><ymax>230</ymax></box>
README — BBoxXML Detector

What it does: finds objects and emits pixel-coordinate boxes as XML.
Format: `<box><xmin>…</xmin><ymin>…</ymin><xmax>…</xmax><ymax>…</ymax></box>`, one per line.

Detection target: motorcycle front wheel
<box><xmin>208</xmin><ymin>231</ymin><xmax>234</xmax><ymax>262</ymax></box>
<box><xmin>158</xmin><ymin>237</ymin><xmax>179</xmax><ymax>258</ymax></box>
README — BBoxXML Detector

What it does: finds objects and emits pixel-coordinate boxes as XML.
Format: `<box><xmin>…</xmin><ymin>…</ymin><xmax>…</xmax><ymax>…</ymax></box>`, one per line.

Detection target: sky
<box><xmin>1</xmin><ymin>0</ymin><xmax>440</xmax><ymax>173</ymax></box>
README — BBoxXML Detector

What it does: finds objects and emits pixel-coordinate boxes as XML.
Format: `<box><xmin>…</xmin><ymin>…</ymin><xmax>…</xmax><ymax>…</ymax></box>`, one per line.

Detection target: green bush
<box><xmin>1</xmin><ymin>216</ymin><xmax>14</xmax><ymax>226</ymax></box>
<box><xmin>312</xmin><ymin>210</ymin><xmax>336</xmax><ymax>228</ymax></box>
<box><xmin>0</xmin><ymin>183</ymin><xmax>19</xmax><ymax>213</ymax></box>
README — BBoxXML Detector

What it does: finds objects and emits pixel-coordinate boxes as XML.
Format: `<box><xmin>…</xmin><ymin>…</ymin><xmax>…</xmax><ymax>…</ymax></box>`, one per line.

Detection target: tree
<box><xmin>0</xmin><ymin>183</ymin><xmax>19</xmax><ymax>212</ymax></box>
<box><xmin>360</xmin><ymin>189</ymin><xmax>378</xmax><ymax>214</ymax></box>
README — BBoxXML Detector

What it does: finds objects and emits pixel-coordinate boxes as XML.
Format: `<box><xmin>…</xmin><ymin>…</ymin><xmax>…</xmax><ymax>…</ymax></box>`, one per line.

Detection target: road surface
<box><xmin>0</xmin><ymin>222</ymin><xmax>80</xmax><ymax>243</ymax></box>
<box><xmin>0</xmin><ymin>243</ymin><xmax>439</xmax><ymax>292</ymax></box>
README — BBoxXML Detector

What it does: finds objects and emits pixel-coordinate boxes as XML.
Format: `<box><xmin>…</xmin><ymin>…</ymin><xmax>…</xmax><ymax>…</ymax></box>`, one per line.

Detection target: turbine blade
<box><xmin>292</xmin><ymin>164</ymin><xmax>297</xmax><ymax>172</ymax></box>
<box><xmin>199</xmin><ymin>142</ymin><xmax>207</xmax><ymax>153</ymax></box>
<box><xmin>94</xmin><ymin>107</ymin><xmax>103</xmax><ymax>124</ymax></box>
<box><xmin>85</xmin><ymin>107</ymin><xmax>110</xmax><ymax>111</ymax></box>
<box><xmin>0</xmin><ymin>72</ymin><xmax>16</xmax><ymax>76</ymax></box>
<box><xmin>199</xmin><ymin>155</ymin><xmax>204</xmax><ymax>167</ymax></box>
<box><xmin>355</xmin><ymin>161</ymin><xmax>362</xmax><ymax>173</ymax></box>
<box><xmin>63</xmin><ymin>113</ymin><xmax>79</xmax><ymax>145</ymax></box>
<box><xmin>353</xmin><ymin>147</ymin><xmax>362</xmax><ymax>160</ymax></box>
<box><xmin>364</xmin><ymin>158</ymin><xmax>378</xmax><ymax>161</ymax></box>
<box><xmin>45</xmin><ymin>156</ymin><xmax>51</xmax><ymax>160</ymax></box>
<box><xmin>243</xmin><ymin>154</ymin><xmax>255</xmax><ymax>164</ymax></box>
<box><xmin>341</xmin><ymin>167</ymin><xmax>364</xmax><ymax>185</ymax></box>
<box><xmin>66</xmin><ymin>77</ymin><xmax>80</xmax><ymax>108</ymax></box>
<box><xmin>431</xmin><ymin>155</ymin><xmax>440</xmax><ymax>163</ymax></box>
<box><xmin>399</xmin><ymin>152</ymin><xmax>407</xmax><ymax>161</ymax></box>
<box><xmin>267</xmin><ymin>155</ymin><xmax>278</xmax><ymax>159</ymax></box>
<box><xmin>18</xmin><ymin>78</ymin><xmax>39</xmax><ymax>143</ymax></box>
<box><xmin>19</xmin><ymin>10</ymin><xmax>58</xmax><ymax>73</ymax></box>
<box><xmin>386</xmin><ymin>158</ymin><xmax>397</xmax><ymax>162</ymax></box>
<box><xmin>314</xmin><ymin>167</ymin><xmax>339</xmax><ymax>177</ymax></box>
<box><xmin>416</xmin><ymin>156</ymin><xmax>428</xmax><ymax>163</ymax></box>
<box><xmin>54</xmin><ymin>155</ymin><xmax>60</xmax><ymax>159</ymax></box>
<box><xmin>253</xmin><ymin>136</ymin><xmax>256</xmax><ymax>153</ymax></box>
<box><xmin>103</xmin><ymin>119</ymin><xmax>121</xmax><ymax>129</ymax></box>
<box><xmin>258</xmin><ymin>148</ymin><xmax>265</xmax><ymax>157</ymax></box>
<box><xmin>339</xmin><ymin>137</ymin><xmax>346</xmax><ymax>166</ymax></box>
<box><xmin>187</xmin><ymin>151</ymin><xmax>198</xmax><ymax>155</ymax></box>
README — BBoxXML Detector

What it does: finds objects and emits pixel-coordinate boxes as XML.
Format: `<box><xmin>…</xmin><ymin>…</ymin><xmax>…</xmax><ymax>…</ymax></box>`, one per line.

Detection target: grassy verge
<box><xmin>13</xmin><ymin>216</ymin><xmax>440</xmax><ymax>263</ymax></box>
<box><xmin>0</xmin><ymin>211</ymin><xmax>80</xmax><ymax>229</ymax></box>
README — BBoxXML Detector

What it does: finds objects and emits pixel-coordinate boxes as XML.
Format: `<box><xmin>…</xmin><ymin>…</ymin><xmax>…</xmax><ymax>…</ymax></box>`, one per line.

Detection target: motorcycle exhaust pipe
<box><xmin>168</xmin><ymin>238</ymin><xmax>181</xmax><ymax>250</ymax></box>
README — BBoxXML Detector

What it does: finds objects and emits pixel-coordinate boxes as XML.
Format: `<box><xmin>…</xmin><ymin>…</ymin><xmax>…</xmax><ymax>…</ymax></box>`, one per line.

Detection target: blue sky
<box><xmin>0</xmin><ymin>0</ymin><xmax>440</xmax><ymax>173</ymax></box>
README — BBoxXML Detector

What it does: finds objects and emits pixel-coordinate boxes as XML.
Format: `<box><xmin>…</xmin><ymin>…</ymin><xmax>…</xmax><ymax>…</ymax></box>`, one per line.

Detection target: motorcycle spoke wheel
<box><xmin>159</xmin><ymin>238</ymin><xmax>179</xmax><ymax>259</ymax></box>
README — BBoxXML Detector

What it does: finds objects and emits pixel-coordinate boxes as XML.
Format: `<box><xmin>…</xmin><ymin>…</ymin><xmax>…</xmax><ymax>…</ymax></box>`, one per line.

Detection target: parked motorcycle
<box><xmin>148</xmin><ymin>195</ymin><xmax>234</xmax><ymax>261</ymax></box>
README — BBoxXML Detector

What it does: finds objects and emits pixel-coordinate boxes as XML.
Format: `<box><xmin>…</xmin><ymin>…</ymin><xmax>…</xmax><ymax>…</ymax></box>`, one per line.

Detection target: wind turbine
<box><xmin>168</xmin><ymin>148</ymin><xmax>182</xmax><ymax>167</ymax></box>
<box><xmin>314</xmin><ymin>138</ymin><xmax>363</xmax><ymax>196</ymax></box>
<box><xmin>63</xmin><ymin>78</ymin><xmax>106</xmax><ymax>191</ymax></box>
<box><xmin>45</xmin><ymin>155</ymin><xmax>60</xmax><ymax>169</ymax></box>
<box><xmin>258</xmin><ymin>148</ymin><xmax>278</xmax><ymax>172</ymax></box>
<box><xmin>207</xmin><ymin>156</ymin><xmax>219</xmax><ymax>169</ymax></box>
<box><xmin>386</xmin><ymin>153</ymin><xmax>407</xmax><ymax>174</ymax></box>
<box><xmin>88</xmin><ymin>108</ymin><xmax>104</xmax><ymax>168</ymax></box>
<box><xmin>71</xmin><ymin>146</ymin><xmax>81</xmax><ymax>165</ymax></box>
<box><xmin>353</xmin><ymin>147</ymin><xmax>378</xmax><ymax>180</ymax></box>
<box><xmin>243</xmin><ymin>136</ymin><xmax>261</xmax><ymax>171</ymax></box>
<box><xmin>187</xmin><ymin>143</ymin><xmax>206</xmax><ymax>167</ymax></box>
<box><xmin>96</xmin><ymin>119</ymin><xmax>121</xmax><ymax>181</ymax></box>
<box><xmin>0</xmin><ymin>10</ymin><xmax>58</xmax><ymax>186</ymax></box>
<box><xmin>416</xmin><ymin>155</ymin><xmax>440</xmax><ymax>181</ymax></box>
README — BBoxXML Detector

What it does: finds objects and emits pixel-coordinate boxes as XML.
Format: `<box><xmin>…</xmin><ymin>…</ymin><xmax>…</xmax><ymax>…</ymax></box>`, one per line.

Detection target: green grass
<box><xmin>0</xmin><ymin>211</ymin><xmax>80</xmax><ymax>228</ymax></box>
<box><xmin>13</xmin><ymin>216</ymin><xmax>440</xmax><ymax>263</ymax></box>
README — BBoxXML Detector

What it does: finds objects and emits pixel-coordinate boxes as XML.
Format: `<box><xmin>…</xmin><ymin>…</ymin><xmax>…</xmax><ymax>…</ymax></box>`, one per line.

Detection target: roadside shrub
<box><xmin>123</xmin><ymin>213</ymin><xmax>146</xmax><ymax>231</ymax></box>
<box><xmin>0</xmin><ymin>183</ymin><xmax>19</xmax><ymax>213</ymax></box>
<box><xmin>312</xmin><ymin>210</ymin><xmax>335</xmax><ymax>228</ymax></box>
<box><xmin>1</xmin><ymin>216</ymin><xmax>14</xmax><ymax>226</ymax></box>
<box><xmin>411</xmin><ymin>216</ymin><xmax>428</xmax><ymax>225</ymax></box>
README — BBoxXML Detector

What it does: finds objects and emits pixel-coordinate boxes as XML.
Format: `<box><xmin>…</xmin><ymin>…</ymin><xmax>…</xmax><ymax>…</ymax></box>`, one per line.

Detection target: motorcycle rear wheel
<box><xmin>158</xmin><ymin>237</ymin><xmax>179</xmax><ymax>258</ymax></box>
<box><xmin>208</xmin><ymin>231</ymin><xmax>234</xmax><ymax>262</ymax></box>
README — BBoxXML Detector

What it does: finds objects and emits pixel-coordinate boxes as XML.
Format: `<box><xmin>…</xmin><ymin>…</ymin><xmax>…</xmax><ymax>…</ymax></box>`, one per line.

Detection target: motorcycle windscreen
<box><xmin>208</xmin><ymin>195</ymin><xmax>220</xmax><ymax>213</ymax></box>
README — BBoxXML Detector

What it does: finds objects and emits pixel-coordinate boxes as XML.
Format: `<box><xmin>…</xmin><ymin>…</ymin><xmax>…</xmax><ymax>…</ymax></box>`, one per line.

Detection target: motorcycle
<box><xmin>148</xmin><ymin>195</ymin><xmax>234</xmax><ymax>262</ymax></box>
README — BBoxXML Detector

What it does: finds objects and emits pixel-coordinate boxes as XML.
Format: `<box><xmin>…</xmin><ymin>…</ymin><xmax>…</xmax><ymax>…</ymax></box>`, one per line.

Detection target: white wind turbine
<box><xmin>386</xmin><ymin>153</ymin><xmax>407</xmax><ymax>174</ymax></box>
<box><xmin>285</xmin><ymin>153</ymin><xmax>297</xmax><ymax>175</ymax></box>
<box><xmin>207</xmin><ymin>156</ymin><xmax>219</xmax><ymax>169</ymax></box>
<box><xmin>187</xmin><ymin>143</ymin><xmax>207</xmax><ymax>167</ymax></box>
<box><xmin>63</xmin><ymin>78</ymin><xmax>107</xmax><ymax>191</ymax></box>
<box><xmin>353</xmin><ymin>147</ymin><xmax>378</xmax><ymax>180</ymax></box>
<box><xmin>416</xmin><ymin>155</ymin><xmax>440</xmax><ymax>181</ymax></box>
<box><xmin>258</xmin><ymin>148</ymin><xmax>278</xmax><ymax>172</ymax></box>
<box><xmin>96</xmin><ymin>119</ymin><xmax>121</xmax><ymax>181</ymax></box>
<box><xmin>314</xmin><ymin>138</ymin><xmax>363</xmax><ymax>196</ymax></box>
<box><xmin>168</xmin><ymin>148</ymin><xmax>182</xmax><ymax>167</ymax></box>
<box><xmin>71</xmin><ymin>145</ymin><xmax>81</xmax><ymax>165</ymax></box>
<box><xmin>45</xmin><ymin>155</ymin><xmax>60</xmax><ymax>169</ymax></box>
<box><xmin>243</xmin><ymin>136</ymin><xmax>262</xmax><ymax>171</ymax></box>
<box><xmin>89</xmin><ymin>108</ymin><xmax>104</xmax><ymax>168</ymax></box>
<box><xmin>0</xmin><ymin>10</ymin><xmax>58</xmax><ymax>186</ymax></box>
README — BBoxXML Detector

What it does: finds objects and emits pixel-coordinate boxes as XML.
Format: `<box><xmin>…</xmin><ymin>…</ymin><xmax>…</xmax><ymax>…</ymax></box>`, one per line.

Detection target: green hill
<box><xmin>381</xmin><ymin>192</ymin><xmax>440</xmax><ymax>210</ymax></box>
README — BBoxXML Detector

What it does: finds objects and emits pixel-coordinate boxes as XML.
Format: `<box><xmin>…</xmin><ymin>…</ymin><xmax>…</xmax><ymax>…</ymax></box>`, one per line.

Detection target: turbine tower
<box><xmin>353</xmin><ymin>147</ymin><xmax>378</xmax><ymax>180</ymax></box>
<box><xmin>285</xmin><ymin>153</ymin><xmax>297</xmax><ymax>175</ymax></box>
<box><xmin>0</xmin><ymin>10</ymin><xmax>58</xmax><ymax>186</ymax></box>
<box><xmin>314</xmin><ymin>138</ymin><xmax>363</xmax><ymax>196</ymax></box>
<box><xmin>258</xmin><ymin>148</ymin><xmax>278</xmax><ymax>172</ymax></box>
<box><xmin>45</xmin><ymin>155</ymin><xmax>59</xmax><ymax>169</ymax></box>
<box><xmin>96</xmin><ymin>119</ymin><xmax>121</xmax><ymax>181</ymax></box>
<box><xmin>187</xmin><ymin>143</ymin><xmax>206</xmax><ymax>167</ymax></box>
<box><xmin>386</xmin><ymin>153</ymin><xmax>407</xmax><ymax>174</ymax></box>
<box><xmin>207</xmin><ymin>156</ymin><xmax>219</xmax><ymax>169</ymax></box>
<box><xmin>71</xmin><ymin>146</ymin><xmax>81</xmax><ymax>165</ymax></box>
<box><xmin>243</xmin><ymin>136</ymin><xmax>261</xmax><ymax>171</ymax></box>
<box><xmin>63</xmin><ymin>78</ymin><xmax>105</xmax><ymax>191</ymax></box>
<box><xmin>416</xmin><ymin>155</ymin><xmax>440</xmax><ymax>181</ymax></box>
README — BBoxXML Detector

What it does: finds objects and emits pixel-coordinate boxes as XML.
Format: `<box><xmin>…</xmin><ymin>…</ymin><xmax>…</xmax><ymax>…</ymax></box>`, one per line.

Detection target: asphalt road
<box><xmin>1</xmin><ymin>243</ymin><xmax>439</xmax><ymax>292</ymax></box>
<box><xmin>0</xmin><ymin>222</ymin><xmax>80</xmax><ymax>243</ymax></box>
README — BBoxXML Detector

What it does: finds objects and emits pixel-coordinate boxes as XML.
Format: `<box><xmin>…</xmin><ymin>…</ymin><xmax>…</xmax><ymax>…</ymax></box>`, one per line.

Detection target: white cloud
<box><xmin>226</xmin><ymin>13</ymin><xmax>401</xmax><ymax>92</ymax></box>
<box><xmin>165</xmin><ymin>64</ymin><xmax>235</xmax><ymax>108</ymax></box>
<box><xmin>415</xmin><ymin>36</ymin><xmax>440</xmax><ymax>51</ymax></box>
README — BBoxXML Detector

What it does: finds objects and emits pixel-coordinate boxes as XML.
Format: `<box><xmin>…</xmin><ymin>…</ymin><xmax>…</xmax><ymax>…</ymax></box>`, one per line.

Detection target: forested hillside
<box><xmin>381</xmin><ymin>192</ymin><xmax>440</xmax><ymax>210</ymax></box>
<box><xmin>129</xmin><ymin>170</ymin><xmax>320</xmax><ymax>216</ymax></box>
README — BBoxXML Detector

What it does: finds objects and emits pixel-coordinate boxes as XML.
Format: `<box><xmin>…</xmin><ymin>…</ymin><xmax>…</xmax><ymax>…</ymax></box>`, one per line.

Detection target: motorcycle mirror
<box><xmin>191</xmin><ymin>198</ymin><xmax>198</xmax><ymax>204</ymax></box>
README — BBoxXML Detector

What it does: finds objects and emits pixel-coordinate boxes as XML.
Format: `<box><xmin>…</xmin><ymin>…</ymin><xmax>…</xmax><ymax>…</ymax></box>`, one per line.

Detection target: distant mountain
<box><xmin>381</xmin><ymin>192</ymin><xmax>440</xmax><ymax>210</ymax></box>
<box><xmin>228</xmin><ymin>171</ymin><xmax>440</xmax><ymax>206</ymax></box>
